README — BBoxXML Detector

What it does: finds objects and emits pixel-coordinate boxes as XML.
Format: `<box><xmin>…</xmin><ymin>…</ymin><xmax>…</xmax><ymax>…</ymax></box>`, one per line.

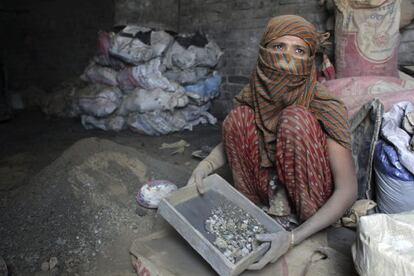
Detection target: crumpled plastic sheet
<box><xmin>381</xmin><ymin>101</ymin><xmax>414</xmax><ymax>175</ymax></box>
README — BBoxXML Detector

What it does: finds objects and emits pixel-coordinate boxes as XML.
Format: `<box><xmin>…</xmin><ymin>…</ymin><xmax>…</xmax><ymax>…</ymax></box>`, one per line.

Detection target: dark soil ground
<box><xmin>0</xmin><ymin>111</ymin><xmax>224</xmax><ymax>275</ymax></box>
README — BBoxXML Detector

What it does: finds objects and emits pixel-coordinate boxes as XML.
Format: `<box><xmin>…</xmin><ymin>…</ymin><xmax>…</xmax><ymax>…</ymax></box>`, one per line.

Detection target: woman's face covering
<box><xmin>267</xmin><ymin>35</ymin><xmax>310</xmax><ymax>60</ymax></box>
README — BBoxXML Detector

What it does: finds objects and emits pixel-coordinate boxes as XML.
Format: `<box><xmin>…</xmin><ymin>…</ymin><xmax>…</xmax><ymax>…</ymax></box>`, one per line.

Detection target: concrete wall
<box><xmin>399</xmin><ymin>22</ymin><xmax>414</xmax><ymax>65</ymax></box>
<box><xmin>179</xmin><ymin>0</ymin><xmax>329</xmax><ymax>117</ymax></box>
<box><xmin>2</xmin><ymin>0</ymin><xmax>114</xmax><ymax>90</ymax></box>
<box><xmin>114</xmin><ymin>0</ymin><xmax>179</xmax><ymax>31</ymax></box>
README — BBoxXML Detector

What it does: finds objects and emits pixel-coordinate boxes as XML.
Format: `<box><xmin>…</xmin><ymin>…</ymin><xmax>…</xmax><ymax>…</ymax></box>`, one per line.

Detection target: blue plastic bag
<box><xmin>374</xmin><ymin>140</ymin><xmax>414</xmax><ymax>213</ymax></box>
<box><xmin>184</xmin><ymin>72</ymin><xmax>221</xmax><ymax>100</ymax></box>
<box><xmin>374</xmin><ymin>140</ymin><xmax>414</xmax><ymax>181</ymax></box>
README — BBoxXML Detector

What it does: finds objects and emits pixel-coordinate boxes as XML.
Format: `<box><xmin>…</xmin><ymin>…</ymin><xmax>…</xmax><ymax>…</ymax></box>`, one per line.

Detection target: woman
<box><xmin>187</xmin><ymin>15</ymin><xmax>357</xmax><ymax>269</ymax></box>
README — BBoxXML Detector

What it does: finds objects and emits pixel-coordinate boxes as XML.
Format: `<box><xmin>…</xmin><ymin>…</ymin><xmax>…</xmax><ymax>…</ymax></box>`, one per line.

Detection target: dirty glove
<box><xmin>248</xmin><ymin>231</ymin><xmax>292</xmax><ymax>270</ymax></box>
<box><xmin>187</xmin><ymin>143</ymin><xmax>226</xmax><ymax>194</ymax></box>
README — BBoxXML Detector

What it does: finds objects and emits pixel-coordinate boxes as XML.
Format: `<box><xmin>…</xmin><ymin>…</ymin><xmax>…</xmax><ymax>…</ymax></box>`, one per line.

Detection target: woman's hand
<box><xmin>248</xmin><ymin>231</ymin><xmax>291</xmax><ymax>270</ymax></box>
<box><xmin>186</xmin><ymin>143</ymin><xmax>226</xmax><ymax>194</ymax></box>
<box><xmin>187</xmin><ymin>160</ymin><xmax>212</xmax><ymax>193</ymax></box>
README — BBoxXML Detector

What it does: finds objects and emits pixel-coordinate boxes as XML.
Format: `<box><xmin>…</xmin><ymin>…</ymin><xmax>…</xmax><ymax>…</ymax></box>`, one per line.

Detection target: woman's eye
<box><xmin>295</xmin><ymin>48</ymin><xmax>304</xmax><ymax>55</ymax></box>
<box><xmin>273</xmin><ymin>44</ymin><xmax>283</xmax><ymax>50</ymax></box>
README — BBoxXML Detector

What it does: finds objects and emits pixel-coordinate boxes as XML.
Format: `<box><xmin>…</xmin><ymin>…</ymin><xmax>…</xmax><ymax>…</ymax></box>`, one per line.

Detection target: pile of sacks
<box><xmin>43</xmin><ymin>26</ymin><xmax>223</xmax><ymax>135</ymax></box>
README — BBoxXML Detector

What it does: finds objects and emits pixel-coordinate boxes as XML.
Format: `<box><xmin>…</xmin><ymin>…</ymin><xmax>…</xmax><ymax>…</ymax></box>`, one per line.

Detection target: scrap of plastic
<box><xmin>136</xmin><ymin>180</ymin><xmax>178</xmax><ymax>209</ymax></box>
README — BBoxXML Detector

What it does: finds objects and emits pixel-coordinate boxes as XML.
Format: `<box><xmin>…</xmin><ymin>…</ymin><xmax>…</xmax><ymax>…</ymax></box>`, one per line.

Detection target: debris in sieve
<box><xmin>205</xmin><ymin>202</ymin><xmax>266</xmax><ymax>264</ymax></box>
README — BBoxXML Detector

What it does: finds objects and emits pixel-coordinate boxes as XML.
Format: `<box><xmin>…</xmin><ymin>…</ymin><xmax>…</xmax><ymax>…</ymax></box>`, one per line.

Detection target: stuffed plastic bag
<box><xmin>81</xmin><ymin>114</ymin><xmax>127</xmax><ymax>132</ymax></box>
<box><xmin>374</xmin><ymin>140</ymin><xmax>414</xmax><ymax>213</ymax></box>
<box><xmin>163</xmin><ymin>40</ymin><xmax>222</xmax><ymax>70</ymax></box>
<box><xmin>163</xmin><ymin>41</ymin><xmax>196</xmax><ymax>70</ymax></box>
<box><xmin>81</xmin><ymin>62</ymin><xmax>118</xmax><ymax>87</ymax></box>
<box><xmin>163</xmin><ymin>67</ymin><xmax>210</xmax><ymax>85</ymax></box>
<box><xmin>381</xmin><ymin>101</ymin><xmax>414</xmax><ymax>175</ymax></box>
<box><xmin>78</xmin><ymin>84</ymin><xmax>123</xmax><ymax>117</ymax></box>
<box><xmin>127</xmin><ymin>103</ymin><xmax>216</xmax><ymax>135</ymax></box>
<box><xmin>150</xmin><ymin>31</ymin><xmax>174</xmax><ymax>57</ymax></box>
<box><xmin>117</xmin><ymin>88</ymin><xmax>189</xmax><ymax>115</ymax></box>
<box><xmin>109</xmin><ymin>26</ymin><xmax>154</xmax><ymax>65</ymax></box>
<box><xmin>184</xmin><ymin>72</ymin><xmax>222</xmax><ymax>104</ymax></box>
<box><xmin>187</xmin><ymin>41</ymin><xmax>223</xmax><ymax>68</ymax></box>
<box><xmin>352</xmin><ymin>211</ymin><xmax>414</xmax><ymax>276</ymax></box>
<box><xmin>117</xmin><ymin>58</ymin><xmax>182</xmax><ymax>92</ymax></box>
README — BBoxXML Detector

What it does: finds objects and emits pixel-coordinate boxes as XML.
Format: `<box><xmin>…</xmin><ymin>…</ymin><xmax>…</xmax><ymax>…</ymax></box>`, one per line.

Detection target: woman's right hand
<box><xmin>186</xmin><ymin>160</ymin><xmax>213</xmax><ymax>194</ymax></box>
<box><xmin>186</xmin><ymin>143</ymin><xmax>226</xmax><ymax>194</ymax></box>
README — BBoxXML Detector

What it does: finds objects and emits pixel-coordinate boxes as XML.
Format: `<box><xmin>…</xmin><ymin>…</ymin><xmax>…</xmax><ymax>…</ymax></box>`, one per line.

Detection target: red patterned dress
<box><xmin>223</xmin><ymin>105</ymin><xmax>333</xmax><ymax>222</ymax></box>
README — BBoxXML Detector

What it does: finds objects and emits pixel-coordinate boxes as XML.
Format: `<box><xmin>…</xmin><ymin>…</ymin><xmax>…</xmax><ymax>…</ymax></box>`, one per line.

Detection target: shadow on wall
<box><xmin>2</xmin><ymin>0</ymin><xmax>114</xmax><ymax>90</ymax></box>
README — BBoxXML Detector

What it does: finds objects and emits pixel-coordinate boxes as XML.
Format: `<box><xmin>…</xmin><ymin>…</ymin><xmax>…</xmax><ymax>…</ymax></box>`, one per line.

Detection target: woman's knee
<box><xmin>278</xmin><ymin>105</ymin><xmax>318</xmax><ymax>135</ymax></box>
<box><xmin>223</xmin><ymin>105</ymin><xmax>255</xmax><ymax>131</ymax></box>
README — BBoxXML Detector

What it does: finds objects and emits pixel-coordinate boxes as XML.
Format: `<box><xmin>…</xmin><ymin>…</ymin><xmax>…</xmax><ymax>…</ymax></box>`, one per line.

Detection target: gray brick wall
<box><xmin>2</xmin><ymin>0</ymin><xmax>114</xmax><ymax>90</ymax></box>
<box><xmin>114</xmin><ymin>0</ymin><xmax>179</xmax><ymax>31</ymax></box>
<box><xmin>399</xmin><ymin>22</ymin><xmax>414</xmax><ymax>65</ymax></box>
<box><xmin>179</xmin><ymin>0</ymin><xmax>328</xmax><ymax>118</ymax></box>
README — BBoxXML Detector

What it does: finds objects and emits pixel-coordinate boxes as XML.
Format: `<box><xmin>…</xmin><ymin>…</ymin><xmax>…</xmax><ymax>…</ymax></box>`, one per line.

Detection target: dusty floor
<box><xmin>0</xmin><ymin>111</ymin><xmax>225</xmax><ymax>275</ymax></box>
<box><xmin>0</xmin><ymin>111</ymin><xmax>355</xmax><ymax>275</ymax></box>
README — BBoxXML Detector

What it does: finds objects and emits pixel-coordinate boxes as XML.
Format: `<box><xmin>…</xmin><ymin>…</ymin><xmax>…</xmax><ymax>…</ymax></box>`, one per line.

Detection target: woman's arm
<box><xmin>292</xmin><ymin>138</ymin><xmax>358</xmax><ymax>244</ymax></box>
<box><xmin>249</xmin><ymin>138</ymin><xmax>357</xmax><ymax>270</ymax></box>
<box><xmin>186</xmin><ymin>143</ymin><xmax>226</xmax><ymax>193</ymax></box>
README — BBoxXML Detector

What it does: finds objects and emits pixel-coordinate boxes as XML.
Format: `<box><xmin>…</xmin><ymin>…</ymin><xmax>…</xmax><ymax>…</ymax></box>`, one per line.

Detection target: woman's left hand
<box><xmin>247</xmin><ymin>231</ymin><xmax>291</xmax><ymax>270</ymax></box>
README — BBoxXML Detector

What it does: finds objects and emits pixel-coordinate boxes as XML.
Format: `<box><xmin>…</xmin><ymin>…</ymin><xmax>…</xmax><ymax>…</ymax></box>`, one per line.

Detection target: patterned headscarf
<box><xmin>235</xmin><ymin>15</ymin><xmax>351</xmax><ymax>167</ymax></box>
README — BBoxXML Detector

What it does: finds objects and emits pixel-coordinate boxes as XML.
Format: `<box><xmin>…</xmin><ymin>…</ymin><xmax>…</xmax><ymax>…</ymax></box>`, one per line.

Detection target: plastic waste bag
<box><xmin>374</xmin><ymin>140</ymin><xmax>414</xmax><ymax>214</ymax></box>
<box><xmin>381</xmin><ymin>101</ymin><xmax>414</xmax><ymax>175</ymax></box>
<box><xmin>94</xmin><ymin>31</ymin><xmax>126</xmax><ymax>70</ymax></box>
<box><xmin>81</xmin><ymin>114</ymin><xmax>127</xmax><ymax>132</ymax></box>
<box><xmin>117</xmin><ymin>87</ymin><xmax>189</xmax><ymax>115</ymax></box>
<box><xmin>184</xmin><ymin>72</ymin><xmax>222</xmax><ymax>104</ymax></box>
<box><xmin>163</xmin><ymin>40</ymin><xmax>223</xmax><ymax>70</ymax></box>
<box><xmin>163</xmin><ymin>41</ymin><xmax>196</xmax><ymax>70</ymax></box>
<box><xmin>150</xmin><ymin>31</ymin><xmax>174</xmax><ymax>57</ymax></box>
<box><xmin>81</xmin><ymin>62</ymin><xmax>118</xmax><ymax>87</ymax></box>
<box><xmin>352</xmin><ymin>211</ymin><xmax>414</xmax><ymax>276</ymax></box>
<box><xmin>109</xmin><ymin>25</ymin><xmax>154</xmax><ymax>65</ymax></box>
<box><xmin>187</xmin><ymin>41</ymin><xmax>223</xmax><ymax>68</ymax></box>
<box><xmin>127</xmin><ymin>103</ymin><xmax>216</xmax><ymax>135</ymax></box>
<box><xmin>78</xmin><ymin>84</ymin><xmax>123</xmax><ymax>117</ymax></box>
<box><xmin>163</xmin><ymin>67</ymin><xmax>210</xmax><ymax>85</ymax></box>
<box><xmin>117</xmin><ymin>58</ymin><xmax>183</xmax><ymax>92</ymax></box>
